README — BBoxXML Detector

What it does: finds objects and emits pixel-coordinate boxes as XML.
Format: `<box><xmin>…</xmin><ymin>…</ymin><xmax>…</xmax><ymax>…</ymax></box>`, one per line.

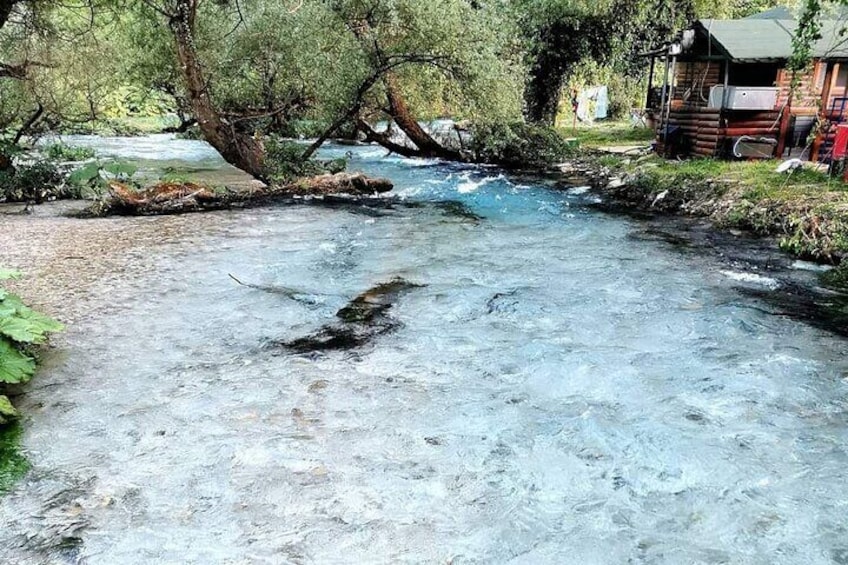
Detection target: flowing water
<box><xmin>1</xmin><ymin>136</ymin><xmax>848</xmax><ymax>564</ymax></box>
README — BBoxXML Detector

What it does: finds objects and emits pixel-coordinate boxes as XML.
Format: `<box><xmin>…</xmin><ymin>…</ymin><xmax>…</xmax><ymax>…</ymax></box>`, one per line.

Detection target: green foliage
<box><xmin>564</xmin><ymin>121</ymin><xmax>655</xmax><ymax>147</ymax></box>
<box><xmin>0</xmin><ymin>423</ymin><xmax>30</xmax><ymax>493</ymax></box>
<box><xmin>0</xmin><ymin>158</ymin><xmax>66</xmax><ymax>203</ymax></box>
<box><xmin>469</xmin><ymin>122</ymin><xmax>578</xmax><ymax>168</ymax></box>
<box><xmin>0</xmin><ymin>395</ymin><xmax>19</xmax><ymax>425</ymax></box>
<box><xmin>263</xmin><ymin>138</ymin><xmax>347</xmax><ymax>183</ymax></box>
<box><xmin>43</xmin><ymin>143</ymin><xmax>96</xmax><ymax>162</ymax></box>
<box><xmin>822</xmin><ymin>262</ymin><xmax>848</xmax><ymax>290</ymax></box>
<box><xmin>67</xmin><ymin>159</ymin><xmax>139</xmax><ymax>198</ymax></box>
<box><xmin>0</xmin><ymin>268</ymin><xmax>61</xmax><ymax>496</ymax></box>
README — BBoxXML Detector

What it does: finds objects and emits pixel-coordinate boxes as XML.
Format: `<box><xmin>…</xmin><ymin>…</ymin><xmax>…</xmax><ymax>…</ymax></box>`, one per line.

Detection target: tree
<box><xmin>515</xmin><ymin>0</ymin><xmax>783</xmax><ymax>126</ymax></box>
<box><xmin>305</xmin><ymin>0</ymin><xmax>523</xmax><ymax>160</ymax></box>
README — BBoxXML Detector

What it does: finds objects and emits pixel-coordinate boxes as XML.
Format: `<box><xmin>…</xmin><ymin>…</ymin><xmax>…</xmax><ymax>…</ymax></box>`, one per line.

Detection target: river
<box><xmin>1</xmin><ymin>135</ymin><xmax>847</xmax><ymax>564</ymax></box>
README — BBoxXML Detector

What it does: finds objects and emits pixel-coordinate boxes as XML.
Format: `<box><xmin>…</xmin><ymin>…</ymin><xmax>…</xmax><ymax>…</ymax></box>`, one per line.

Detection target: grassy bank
<box><xmin>558</xmin><ymin>121</ymin><xmax>655</xmax><ymax>148</ymax></box>
<box><xmin>588</xmin><ymin>153</ymin><xmax>848</xmax><ymax>287</ymax></box>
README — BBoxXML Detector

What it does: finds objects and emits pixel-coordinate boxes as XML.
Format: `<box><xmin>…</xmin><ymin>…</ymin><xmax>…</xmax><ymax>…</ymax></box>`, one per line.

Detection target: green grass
<box><xmin>619</xmin><ymin>156</ymin><xmax>839</xmax><ymax>197</ymax></box>
<box><xmin>0</xmin><ymin>423</ymin><xmax>29</xmax><ymax>494</ymax></box>
<box><xmin>559</xmin><ymin>121</ymin><xmax>655</xmax><ymax>148</ymax></box>
<box><xmin>607</xmin><ymin>155</ymin><xmax>848</xmax><ymax>263</ymax></box>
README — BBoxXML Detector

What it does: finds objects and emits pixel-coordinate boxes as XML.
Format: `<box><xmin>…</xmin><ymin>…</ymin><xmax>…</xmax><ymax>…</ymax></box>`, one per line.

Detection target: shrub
<box><xmin>43</xmin><ymin>143</ymin><xmax>96</xmax><ymax>162</ymax></box>
<box><xmin>0</xmin><ymin>269</ymin><xmax>63</xmax><ymax>424</ymax></box>
<box><xmin>821</xmin><ymin>262</ymin><xmax>848</xmax><ymax>291</ymax></box>
<box><xmin>469</xmin><ymin>122</ymin><xmax>577</xmax><ymax>169</ymax></box>
<box><xmin>67</xmin><ymin>160</ymin><xmax>139</xmax><ymax>199</ymax></box>
<box><xmin>263</xmin><ymin>137</ymin><xmax>347</xmax><ymax>184</ymax></box>
<box><xmin>0</xmin><ymin>159</ymin><xmax>66</xmax><ymax>203</ymax></box>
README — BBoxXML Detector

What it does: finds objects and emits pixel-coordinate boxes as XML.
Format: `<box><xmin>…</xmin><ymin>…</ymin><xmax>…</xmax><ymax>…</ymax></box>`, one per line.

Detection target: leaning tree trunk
<box><xmin>170</xmin><ymin>0</ymin><xmax>267</xmax><ymax>180</ymax></box>
<box><xmin>383</xmin><ymin>74</ymin><xmax>461</xmax><ymax>160</ymax></box>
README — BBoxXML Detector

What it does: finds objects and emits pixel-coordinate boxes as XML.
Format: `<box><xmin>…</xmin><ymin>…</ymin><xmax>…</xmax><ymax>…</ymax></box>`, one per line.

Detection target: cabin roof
<box><xmin>743</xmin><ymin>6</ymin><xmax>848</xmax><ymax>20</ymax></box>
<box><xmin>697</xmin><ymin>18</ymin><xmax>848</xmax><ymax>62</ymax></box>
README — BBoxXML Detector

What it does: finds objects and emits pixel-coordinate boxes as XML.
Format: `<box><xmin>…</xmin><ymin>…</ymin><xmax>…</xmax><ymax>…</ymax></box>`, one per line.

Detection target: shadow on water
<box><xmin>296</xmin><ymin>195</ymin><xmax>483</xmax><ymax>222</ymax></box>
<box><xmin>733</xmin><ymin>283</ymin><xmax>848</xmax><ymax>338</ymax></box>
<box><xmin>617</xmin><ymin>212</ymin><xmax>848</xmax><ymax>337</ymax></box>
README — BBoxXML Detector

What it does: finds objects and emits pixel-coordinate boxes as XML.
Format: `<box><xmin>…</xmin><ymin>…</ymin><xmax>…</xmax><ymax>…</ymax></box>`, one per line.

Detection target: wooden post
<box><xmin>776</xmin><ymin>67</ymin><xmax>794</xmax><ymax>158</ymax></box>
<box><xmin>663</xmin><ymin>55</ymin><xmax>677</xmax><ymax>153</ymax></box>
<box><xmin>658</xmin><ymin>52</ymin><xmax>670</xmax><ymax>139</ymax></box>
<box><xmin>812</xmin><ymin>62</ymin><xmax>838</xmax><ymax>162</ymax></box>
<box><xmin>646</xmin><ymin>56</ymin><xmax>656</xmax><ymax>109</ymax></box>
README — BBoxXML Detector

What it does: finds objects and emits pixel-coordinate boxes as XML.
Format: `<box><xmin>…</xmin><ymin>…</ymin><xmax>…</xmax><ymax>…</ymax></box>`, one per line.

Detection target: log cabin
<box><xmin>645</xmin><ymin>6</ymin><xmax>848</xmax><ymax>161</ymax></box>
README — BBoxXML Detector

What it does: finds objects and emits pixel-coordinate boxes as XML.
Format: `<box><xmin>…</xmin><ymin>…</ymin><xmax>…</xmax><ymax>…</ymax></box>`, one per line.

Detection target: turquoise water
<box><xmin>1</xmin><ymin>137</ymin><xmax>847</xmax><ymax>564</ymax></box>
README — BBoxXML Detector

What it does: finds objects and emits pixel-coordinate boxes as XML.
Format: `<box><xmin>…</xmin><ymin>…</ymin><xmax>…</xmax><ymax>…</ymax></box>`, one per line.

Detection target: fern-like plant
<box><xmin>0</xmin><ymin>269</ymin><xmax>63</xmax><ymax>424</ymax></box>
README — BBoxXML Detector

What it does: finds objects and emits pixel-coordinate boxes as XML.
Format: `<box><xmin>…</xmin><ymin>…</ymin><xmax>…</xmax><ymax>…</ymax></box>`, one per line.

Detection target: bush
<box><xmin>43</xmin><ymin>143</ymin><xmax>96</xmax><ymax>162</ymax></box>
<box><xmin>0</xmin><ymin>159</ymin><xmax>66</xmax><ymax>203</ymax></box>
<box><xmin>0</xmin><ymin>269</ymin><xmax>63</xmax><ymax>422</ymax></box>
<box><xmin>469</xmin><ymin>122</ymin><xmax>577</xmax><ymax>169</ymax></box>
<box><xmin>263</xmin><ymin>137</ymin><xmax>347</xmax><ymax>184</ymax></box>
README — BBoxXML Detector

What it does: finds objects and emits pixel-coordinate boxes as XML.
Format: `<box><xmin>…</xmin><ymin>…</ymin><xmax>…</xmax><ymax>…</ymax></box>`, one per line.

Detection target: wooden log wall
<box><xmin>673</xmin><ymin>62</ymin><xmax>722</xmax><ymax>108</ymax></box>
<box><xmin>657</xmin><ymin>109</ymin><xmax>781</xmax><ymax>158</ymax></box>
<box><xmin>658</xmin><ymin>107</ymin><xmax>722</xmax><ymax>157</ymax></box>
<box><xmin>776</xmin><ymin>63</ymin><xmax>825</xmax><ymax>111</ymax></box>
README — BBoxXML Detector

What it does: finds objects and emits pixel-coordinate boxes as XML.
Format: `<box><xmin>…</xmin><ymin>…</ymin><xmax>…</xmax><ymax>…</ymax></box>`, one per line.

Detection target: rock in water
<box><xmin>282</xmin><ymin>278</ymin><xmax>424</xmax><ymax>352</ymax></box>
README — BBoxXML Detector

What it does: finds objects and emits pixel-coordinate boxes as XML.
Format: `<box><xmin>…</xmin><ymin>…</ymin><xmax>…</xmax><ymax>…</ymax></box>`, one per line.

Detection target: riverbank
<box><xmin>563</xmin><ymin>152</ymin><xmax>848</xmax><ymax>290</ymax></box>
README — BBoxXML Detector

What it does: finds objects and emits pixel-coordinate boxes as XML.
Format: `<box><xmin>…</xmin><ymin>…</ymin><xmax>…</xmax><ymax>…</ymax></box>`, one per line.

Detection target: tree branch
<box><xmin>12</xmin><ymin>103</ymin><xmax>43</xmax><ymax>145</ymax></box>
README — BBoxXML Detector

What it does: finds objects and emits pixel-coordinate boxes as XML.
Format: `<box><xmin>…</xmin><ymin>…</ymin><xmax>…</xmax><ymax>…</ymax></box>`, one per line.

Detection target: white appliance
<box><xmin>709</xmin><ymin>86</ymin><xmax>779</xmax><ymax>110</ymax></box>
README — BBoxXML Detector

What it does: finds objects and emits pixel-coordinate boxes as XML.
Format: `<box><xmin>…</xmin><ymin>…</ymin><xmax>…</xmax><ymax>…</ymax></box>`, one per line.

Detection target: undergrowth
<box><xmin>0</xmin><ymin>270</ymin><xmax>62</xmax><ymax>493</ymax></box>
<box><xmin>264</xmin><ymin>137</ymin><xmax>347</xmax><ymax>184</ymax></box>
<box><xmin>0</xmin><ymin>423</ymin><xmax>29</xmax><ymax>493</ymax></box>
<box><xmin>470</xmin><ymin>122</ymin><xmax>578</xmax><ymax>169</ymax></box>
<box><xmin>562</xmin><ymin>122</ymin><xmax>655</xmax><ymax>148</ymax></box>
<box><xmin>600</xmin><ymin>155</ymin><xmax>848</xmax><ymax>265</ymax></box>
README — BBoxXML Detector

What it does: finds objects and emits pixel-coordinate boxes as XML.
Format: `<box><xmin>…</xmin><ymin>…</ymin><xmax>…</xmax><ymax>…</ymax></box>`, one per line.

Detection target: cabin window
<box><xmin>836</xmin><ymin>65</ymin><xmax>848</xmax><ymax>90</ymax></box>
<box><xmin>727</xmin><ymin>63</ymin><xmax>781</xmax><ymax>87</ymax></box>
<box><xmin>816</xmin><ymin>63</ymin><xmax>827</xmax><ymax>91</ymax></box>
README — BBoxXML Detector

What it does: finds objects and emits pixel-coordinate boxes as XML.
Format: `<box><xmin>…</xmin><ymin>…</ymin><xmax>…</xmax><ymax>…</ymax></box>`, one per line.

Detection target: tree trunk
<box><xmin>170</xmin><ymin>0</ymin><xmax>267</xmax><ymax>180</ymax></box>
<box><xmin>383</xmin><ymin>74</ymin><xmax>460</xmax><ymax>160</ymax></box>
<box><xmin>356</xmin><ymin>119</ymin><xmax>426</xmax><ymax>158</ymax></box>
<box><xmin>524</xmin><ymin>51</ymin><xmax>565</xmax><ymax>126</ymax></box>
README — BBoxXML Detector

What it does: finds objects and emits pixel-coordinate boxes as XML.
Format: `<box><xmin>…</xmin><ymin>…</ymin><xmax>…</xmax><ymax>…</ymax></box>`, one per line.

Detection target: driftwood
<box><xmin>278</xmin><ymin>278</ymin><xmax>424</xmax><ymax>352</ymax></box>
<box><xmin>80</xmin><ymin>173</ymin><xmax>394</xmax><ymax>217</ymax></box>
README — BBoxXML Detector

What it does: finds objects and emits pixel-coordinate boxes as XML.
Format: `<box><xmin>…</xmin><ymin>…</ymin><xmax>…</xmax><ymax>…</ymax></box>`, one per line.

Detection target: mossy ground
<box><xmin>0</xmin><ymin>423</ymin><xmax>30</xmax><ymax>494</ymax></box>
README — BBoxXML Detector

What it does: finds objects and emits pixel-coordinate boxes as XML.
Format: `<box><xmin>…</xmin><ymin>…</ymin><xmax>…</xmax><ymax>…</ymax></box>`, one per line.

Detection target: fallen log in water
<box><xmin>277</xmin><ymin>278</ymin><xmax>424</xmax><ymax>352</ymax></box>
<box><xmin>78</xmin><ymin>173</ymin><xmax>394</xmax><ymax>217</ymax></box>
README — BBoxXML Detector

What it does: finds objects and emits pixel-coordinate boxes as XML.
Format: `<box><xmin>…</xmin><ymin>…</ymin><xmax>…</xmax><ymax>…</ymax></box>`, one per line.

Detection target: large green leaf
<box><xmin>67</xmin><ymin>163</ymin><xmax>102</xmax><ymax>185</ymax></box>
<box><xmin>0</xmin><ymin>316</ymin><xmax>45</xmax><ymax>344</ymax></box>
<box><xmin>16</xmin><ymin>307</ymin><xmax>64</xmax><ymax>334</ymax></box>
<box><xmin>0</xmin><ymin>395</ymin><xmax>19</xmax><ymax>425</ymax></box>
<box><xmin>0</xmin><ymin>340</ymin><xmax>36</xmax><ymax>385</ymax></box>
<box><xmin>104</xmin><ymin>162</ymin><xmax>138</xmax><ymax>177</ymax></box>
<box><xmin>0</xmin><ymin>270</ymin><xmax>21</xmax><ymax>281</ymax></box>
<box><xmin>0</xmin><ymin>304</ymin><xmax>63</xmax><ymax>344</ymax></box>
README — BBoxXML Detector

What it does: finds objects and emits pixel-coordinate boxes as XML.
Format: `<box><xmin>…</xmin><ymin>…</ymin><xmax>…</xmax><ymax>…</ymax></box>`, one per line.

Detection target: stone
<box><xmin>606</xmin><ymin>177</ymin><xmax>625</xmax><ymax>189</ymax></box>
